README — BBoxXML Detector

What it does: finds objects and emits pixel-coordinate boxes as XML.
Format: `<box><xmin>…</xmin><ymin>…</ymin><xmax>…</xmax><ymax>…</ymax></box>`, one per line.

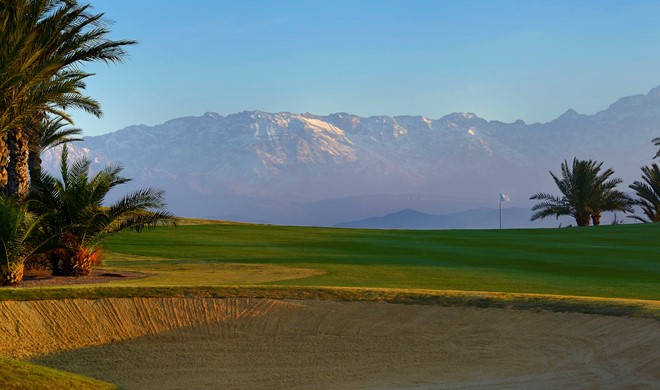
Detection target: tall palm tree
<box><xmin>0</xmin><ymin>0</ymin><xmax>135</xmax><ymax>199</ymax></box>
<box><xmin>629</xmin><ymin>163</ymin><xmax>660</xmax><ymax>223</ymax></box>
<box><xmin>1</xmin><ymin>0</ymin><xmax>94</xmax><ymax>193</ymax></box>
<box><xmin>530</xmin><ymin>158</ymin><xmax>631</xmax><ymax>226</ymax></box>
<box><xmin>30</xmin><ymin>146</ymin><xmax>175</xmax><ymax>276</ymax></box>
<box><xmin>0</xmin><ymin>195</ymin><xmax>47</xmax><ymax>285</ymax></box>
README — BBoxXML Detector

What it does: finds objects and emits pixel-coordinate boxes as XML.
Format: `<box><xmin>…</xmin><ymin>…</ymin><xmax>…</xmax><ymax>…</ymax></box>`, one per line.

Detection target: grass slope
<box><xmin>0</xmin><ymin>357</ymin><xmax>116</xmax><ymax>390</ymax></box>
<box><xmin>97</xmin><ymin>222</ymin><xmax>660</xmax><ymax>300</ymax></box>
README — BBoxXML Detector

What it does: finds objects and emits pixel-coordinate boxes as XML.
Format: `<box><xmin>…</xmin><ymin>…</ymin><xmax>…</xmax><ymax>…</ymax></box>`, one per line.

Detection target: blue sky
<box><xmin>74</xmin><ymin>0</ymin><xmax>660</xmax><ymax>136</ymax></box>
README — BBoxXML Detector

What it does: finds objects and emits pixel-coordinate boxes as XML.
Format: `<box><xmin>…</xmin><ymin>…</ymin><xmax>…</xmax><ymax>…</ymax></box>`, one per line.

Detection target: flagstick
<box><xmin>499</xmin><ymin>200</ymin><xmax>502</xmax><ymax>229</ymax></box>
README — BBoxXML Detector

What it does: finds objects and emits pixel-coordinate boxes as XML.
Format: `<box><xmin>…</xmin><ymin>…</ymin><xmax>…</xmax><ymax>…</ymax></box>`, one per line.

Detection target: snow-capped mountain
<box><xmin>42</xmin><ymin>86</ymin><xmax>660</xmax><ymax>225</ymax></box>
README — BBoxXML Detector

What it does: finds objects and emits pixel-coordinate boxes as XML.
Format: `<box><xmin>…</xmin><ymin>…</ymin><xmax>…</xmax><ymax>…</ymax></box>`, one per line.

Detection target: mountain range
<box><xmin>42</xmin><ymin>86</ymin><xmax>660</xmax><ymax>226</ymax></box>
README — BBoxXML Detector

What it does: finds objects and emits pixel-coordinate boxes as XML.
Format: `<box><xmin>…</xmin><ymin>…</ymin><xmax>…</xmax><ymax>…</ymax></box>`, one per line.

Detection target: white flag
<box><xmin>499</xmin><ymin>193</ymin><xmax>511</xmax><ymax>202</ymax></box>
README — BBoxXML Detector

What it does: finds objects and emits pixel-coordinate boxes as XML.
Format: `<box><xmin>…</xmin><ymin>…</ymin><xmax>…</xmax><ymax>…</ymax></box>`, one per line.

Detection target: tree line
<box><xmin>0</xmin><ymin>0</ymin><xmax>174</xmax><ymax>285</ymax></box>
<box><xmin>530</xmin><ymin>139</ymin><xmax>660</xmax><ymax>226</ymax></box>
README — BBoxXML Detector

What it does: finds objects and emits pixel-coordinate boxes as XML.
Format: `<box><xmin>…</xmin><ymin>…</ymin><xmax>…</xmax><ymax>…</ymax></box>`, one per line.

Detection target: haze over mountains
<box><xmin>336</xmin><ymin>208</ymin><xmax>576</xmax><ymax>229</ymax></box>
<box><xmin>43</xmin><ymin>86</ymin><xmax>660</xmax><ymax>227</ymax></box>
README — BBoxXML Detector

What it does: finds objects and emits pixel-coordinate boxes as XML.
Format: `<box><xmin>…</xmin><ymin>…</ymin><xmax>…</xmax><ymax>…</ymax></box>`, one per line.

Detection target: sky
<box><xmin>72</xmin><ymin>0</ymin><xmax>660</xmax><ymax>136</ymax></box>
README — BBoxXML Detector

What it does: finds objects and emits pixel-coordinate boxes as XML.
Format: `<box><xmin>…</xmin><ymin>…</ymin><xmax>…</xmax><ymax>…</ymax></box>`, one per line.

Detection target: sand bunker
<box><xmin>0</xmin><ymin>298</ymin><xmax>658</xmax><ymax>389</ymax></box>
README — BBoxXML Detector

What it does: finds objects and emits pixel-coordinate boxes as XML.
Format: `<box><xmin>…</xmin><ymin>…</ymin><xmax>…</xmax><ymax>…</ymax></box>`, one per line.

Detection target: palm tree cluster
<box><xmin>1</xmin><ymin>0</ymin><xmax>135</xmax><ymax>199</ymax></box>
<box><xmin>530</xmin><ymin>159</ymin><xmax>633</xmax><ymax>226</ymax></box>
<box><xmin>0</xmin><ymin>1</ymin><xmax>174</xmax><ymax>285</ymax></box>
<box><xmin>531</xmin><ymin>140</ymin><xmax>660</xmax><ymax>226</ymax></box>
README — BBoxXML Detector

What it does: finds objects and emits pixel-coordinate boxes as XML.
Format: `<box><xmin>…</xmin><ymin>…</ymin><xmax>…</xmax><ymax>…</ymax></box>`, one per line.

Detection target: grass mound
<box><xmin>0</xmin><ymin>357</ymin><xmax>116</xmax><ymax>389</ymax></box>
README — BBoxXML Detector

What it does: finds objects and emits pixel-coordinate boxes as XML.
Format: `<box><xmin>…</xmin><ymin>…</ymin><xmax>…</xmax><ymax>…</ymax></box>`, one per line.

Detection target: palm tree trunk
<box><xmin>591</xmin><ymin>212</ymin><xmax>602</xmax><ymax>226</ymax></box>
<box><xmin>28</xmin><ymin>149</ymin><xmax>42</xmax><ymax>183</ymax></box>
<box><xmin>55</xmin><ymin>248</ymin><xmax>97</xmax><ymax>276</ymax></box>
<box><xmin>7</xmin><ymin>127</ymin><xmax>30</xmax><ymax>201</ymax></box>
<box><xmin>576</xmin><ymin>212</ymin><xmax>591</xmax><ymax>227</ymax></box>
<box><xmin>0</xmin><ymin>132</ymin><xmax>8</xmax><ymax>193</ymax></box>
<box><xmin>49</xmin><ymin>249</ymin><xmax>65</xmax><ymax>276</ymax></box>
<box><xmin>28</xmin><ymin>113</ymin><xmax>44</xmax><ymax>187</ymax></box>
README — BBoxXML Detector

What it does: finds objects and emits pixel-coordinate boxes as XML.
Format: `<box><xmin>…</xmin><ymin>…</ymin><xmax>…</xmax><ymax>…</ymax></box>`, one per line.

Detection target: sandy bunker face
<box><xmin>0</xmin><ymin>298</ymin><xmax>658</xmax><ymax>389</ymax></box>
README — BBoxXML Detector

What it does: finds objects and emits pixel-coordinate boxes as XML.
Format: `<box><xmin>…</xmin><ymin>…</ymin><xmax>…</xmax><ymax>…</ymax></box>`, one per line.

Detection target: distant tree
<box><xmin>29</xmin><ymin>146</ymin><xmax>175</xmax><ymax>276</ymax></box>
<box><xmin>628</xmin><ymin>163</ymin><xmax>660</xmax><ymax>223</ymax></box>
<box><xmin>589</xmin><ymin>175</ymin><xmax>634</xmax><ymax>226</ymax></box>
<box><xmin>530</xmin><ymin>158</ymin><xmax>632</xmax><ymax>226</ymax></box>
<box><xmin>531</xmin><ymin>159</ymin><xmax>596</xmax><ymax>226</ymax></box>
<box><xmin>654</xmin><ymin>137</ymin><xmax>660</xmax><ymax>159</ymax></box>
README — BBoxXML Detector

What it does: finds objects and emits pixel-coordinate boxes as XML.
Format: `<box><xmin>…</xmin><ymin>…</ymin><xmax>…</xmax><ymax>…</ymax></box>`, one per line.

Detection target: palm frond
<box><xmin>0</xmin><ymin>194</ymin><xmax>49</xmax><ymax>268</ymax></box>
<box><xmin>629</xmin><ymin>163</ymin><xmax>660</xmax><ymax>222</ymax></box>
<box><xmin>0</xmin><ymin>0</ymin><xmax>135</xmax><ymax>135</ymax></box>
<box><xmin>28</xmin><ymin>147</ymin><xmax>175</xmax><ymax>263</ymax></box>
<box><xmin>530</xmin><ymin>158</ymin><xmax>629</xmax><ymax>226</ymax></box>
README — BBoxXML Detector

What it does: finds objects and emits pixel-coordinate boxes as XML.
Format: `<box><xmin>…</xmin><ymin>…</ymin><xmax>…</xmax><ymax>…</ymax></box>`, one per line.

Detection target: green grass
<box><xmin>0</xmin><ymin>357</ymin><xmax>117</xmax><ymax>390</ymax></box>
<box><xmin>94</xmin><ymin>222</ymin><xmax>660</xmax><ymax>300</ymax></box>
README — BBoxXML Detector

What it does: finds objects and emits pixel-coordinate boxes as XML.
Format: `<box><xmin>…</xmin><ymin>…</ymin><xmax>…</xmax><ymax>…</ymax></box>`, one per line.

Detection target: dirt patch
<box><xmin>0</xmin><ymin>298</ymin><xmax>658</xmax><ymax>389</ymax></box>
<box><xmin>8</xmin><ymin>269</ymin><xmax>148</xmax><ymax>288</ymax></box>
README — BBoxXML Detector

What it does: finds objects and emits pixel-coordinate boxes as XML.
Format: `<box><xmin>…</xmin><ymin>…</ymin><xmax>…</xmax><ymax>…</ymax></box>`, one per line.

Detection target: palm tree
<box><xmin>27</xmin><ymin>115</ymin><xmax>82</xmax><ymax>180</ymax></box>
<box><xmin>0</xmin><ymin>0</ymin><xmax>135</xmax><ymax>199</ymax></box>
<box><xmin>628</xmin><ymin>163</ymin><xmax>660</xmax><ymax>223</ymax></box>
<box><xmin>1</xmin><ymin>0</ymin><xmax>91</xmax><ymax>194</ymax></box>
<box><xmin>30</xmin><ymin>146</ymin><xmax>175</xmax><ymax>276</ymax></box>
<box><xmin>531</xmin><ymin>159</ymin><xmax>598</xmax><ymax>226</ymax></box>
<box><xmin>587</xmin><ymin>172</ymin><xmax>634</xmax><ymax>226</ymax></box>
<box><xmin>5</xmin><ymin>125</ymin><xmax>30</xmax><ymax>200</ymax></box>
<box><xmin>0</xmin><ymin>195</ymin><xmax>47</xmax><ymax>285</ymax></box>
<box><xmin>654</xmin><ymin>137</ymin><xmax>660</xmax><ymax>160</ymax></box>
<box><xmin>590</xmin><ymin>190</ymin><xmax>634</xmax><ymax>226</ymax></box>
<box><xmin>530</xmin><ymin>158</ymin><xmax>632</xmax><ymax>226</ymax></box>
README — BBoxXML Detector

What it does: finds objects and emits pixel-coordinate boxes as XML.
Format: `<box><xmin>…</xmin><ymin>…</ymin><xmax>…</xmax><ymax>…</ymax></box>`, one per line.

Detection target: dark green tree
<box><xmin>530</xmin><ymin>158</ymin><xmax>632</xmax><ymax>226</ymax></box>
<box><xmin>629</xmin><ymin>163</ymin><xmax>660</xmax><ymax>223</ymax></box>
<box><xmin>588</xmin><ymin>175</ymin><xmax>634</xmax><ymax>226</ymax></box>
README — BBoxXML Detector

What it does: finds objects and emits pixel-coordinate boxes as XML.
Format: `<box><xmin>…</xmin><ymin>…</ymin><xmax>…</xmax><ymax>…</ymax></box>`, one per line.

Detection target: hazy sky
<box><xmin>73</xmin><ymin>0</ymin><xmax>660</xmax><ymax>136</ymax></box>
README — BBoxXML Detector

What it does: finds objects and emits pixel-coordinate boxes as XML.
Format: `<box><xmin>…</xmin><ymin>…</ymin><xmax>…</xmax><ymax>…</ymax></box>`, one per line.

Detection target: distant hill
<box><xmin>336</xmin><ymin>207</ymin><xmax>582</xmax><ymax>229</ymax></box>
<box><xmin>42</xmin><ymin>86</ymin><xmax>660</xmax><ymax>226</ymax></box>
<box><xmin>337</xmin><ymin>208</ymin><xmax>455</xmax><ymax>229</ymax></box>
